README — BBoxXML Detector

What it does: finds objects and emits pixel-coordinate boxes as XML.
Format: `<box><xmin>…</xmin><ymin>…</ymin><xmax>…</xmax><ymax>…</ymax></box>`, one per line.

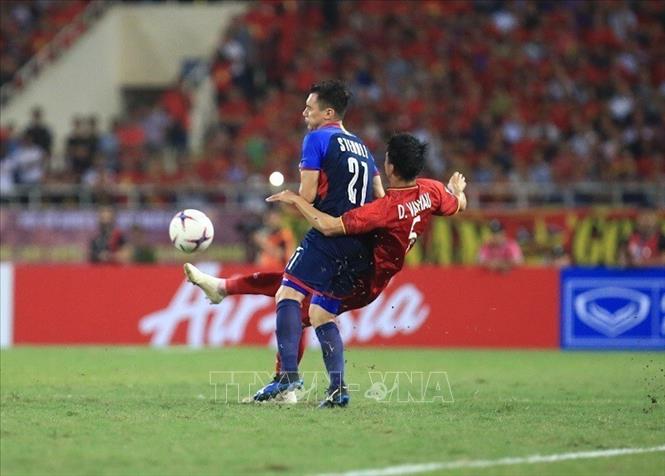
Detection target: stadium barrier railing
<box><xmin>1</xmin><ymin>204</ymin><xmax>663</xmax><ymax>266</ymax></box>
<box><xmin>1</xmin><ymin>180</ymin><xmax>663</xmax><ymax>210</ymax></box>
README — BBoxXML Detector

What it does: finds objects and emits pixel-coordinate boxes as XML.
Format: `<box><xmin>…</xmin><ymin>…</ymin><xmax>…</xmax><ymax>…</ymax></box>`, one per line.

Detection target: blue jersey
<box><xmin>299</xmin><ymin>123</ymin><xmax>379</xmax><ymax>217</ymax></box>
<box><xmin>284</xmin><ymin>122</ymin><xmax>378</xmax><ymax>301</ymax></box>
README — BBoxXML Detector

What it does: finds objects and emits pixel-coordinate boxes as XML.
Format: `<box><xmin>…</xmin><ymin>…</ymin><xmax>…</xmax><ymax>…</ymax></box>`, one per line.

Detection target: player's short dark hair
<box><xmin>310</xmin><ymin>80</ymin><xmax>351</xmax><ymax>118</ymax></box>
<box><xmin>386</xmin><ymin>133</ymin><xmax>427</xmax><ymax>181</ymax></box>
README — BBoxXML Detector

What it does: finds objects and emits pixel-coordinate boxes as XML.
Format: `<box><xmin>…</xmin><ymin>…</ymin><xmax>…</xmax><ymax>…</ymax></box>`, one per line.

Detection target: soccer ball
<box><xmin>169</xmin><ymin>209</ymin><xmax>214</xmax><ymax>254</ymax></box>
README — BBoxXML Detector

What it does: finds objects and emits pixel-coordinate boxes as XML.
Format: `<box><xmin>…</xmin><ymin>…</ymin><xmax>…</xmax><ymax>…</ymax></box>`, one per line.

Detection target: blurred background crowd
<box><xmin>2</xmin><ymin>0</ymin><xmax>664</xmax><ymax>189</ymax></box>
<box><xmin>0</xmin><ymin>0</ymin><xmax>663</xmax><ymax>266</ymax></box>
<box><xmin>1</xmin><ymin>0</ymin><xmax>88</xmax><ymax>88</ymax></box>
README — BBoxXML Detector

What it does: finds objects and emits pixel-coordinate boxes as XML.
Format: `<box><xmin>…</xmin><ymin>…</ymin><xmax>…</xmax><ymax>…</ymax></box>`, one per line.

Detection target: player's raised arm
<box><xmin>447</xmin><ymin>172</ymin><xmax>467</xmax><ymax>212</ymax></box>
<box><xmin>267</xmin><ymin>190</ymin><xmax>345</xmax><ymax>236</ymax></box>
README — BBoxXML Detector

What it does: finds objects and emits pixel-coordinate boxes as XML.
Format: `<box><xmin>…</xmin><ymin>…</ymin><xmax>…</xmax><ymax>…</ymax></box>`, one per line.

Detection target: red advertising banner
<box><xmin>11</xmin><ymin>264</ymin><xmax>559</xmax><ymax>348</ymax></box>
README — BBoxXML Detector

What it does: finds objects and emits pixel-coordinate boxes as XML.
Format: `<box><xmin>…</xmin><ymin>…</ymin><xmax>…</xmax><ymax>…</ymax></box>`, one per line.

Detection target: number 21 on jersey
<box><xmin>347</xmin><ymin>157</ymin><xmax>368</xmax><ymax>205</ymax></box>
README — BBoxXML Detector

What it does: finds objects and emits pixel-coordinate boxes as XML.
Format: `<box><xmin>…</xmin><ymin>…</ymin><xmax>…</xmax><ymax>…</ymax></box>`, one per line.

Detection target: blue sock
<box><xmin>275</xmin><ymin>299</ymin><xmax>302</xmax><ymax>375</ymax></box>
<box><xmin>315</xmin><ymin>322</ymin><xmax>344</xmax><ymax>390</ymax></box>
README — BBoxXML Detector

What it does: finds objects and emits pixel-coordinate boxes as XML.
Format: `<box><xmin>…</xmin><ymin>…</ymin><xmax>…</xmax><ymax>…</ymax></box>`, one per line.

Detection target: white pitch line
<box><xmin>316</xmin><ymin>445</ymin><xmax>665</xmax><ymax>476</ymax></box>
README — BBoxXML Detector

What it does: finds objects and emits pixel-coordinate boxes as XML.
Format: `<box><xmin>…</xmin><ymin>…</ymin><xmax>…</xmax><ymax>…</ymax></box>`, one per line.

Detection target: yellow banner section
<box><xmin>290</xmin><ymin>208</ymin><xmax>663</xmax><ymax>267</ymax></box>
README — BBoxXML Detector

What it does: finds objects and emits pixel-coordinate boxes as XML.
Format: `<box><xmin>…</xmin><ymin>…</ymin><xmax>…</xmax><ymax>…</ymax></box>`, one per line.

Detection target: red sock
<box><xmin>226</xmin><ymin>272</ymin><xmax>282</xmax><ymax>297</ymax></box>
<box><xmin>301</xmin><ymin>296</ymin><xmax>312</xmax><ymax>328</ymax></box>
<box><xmin>274</xmin><ymin>327</ymin><xmax>308</xmax><ymax>374</ymax></box>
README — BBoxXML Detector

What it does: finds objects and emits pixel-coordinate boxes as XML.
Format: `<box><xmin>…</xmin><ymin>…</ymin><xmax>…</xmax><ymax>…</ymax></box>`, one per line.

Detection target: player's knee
<box><xmin>275</xmin><ymin>285</ymin><xmax>305</xmax><ymax>304</ymax></box>
<box><xmin>309</xmin><ymin>312</ymin><xmax>334</xmax><ymax>328</ymax></box>
<box><xmin>309</xmin><ymin>304</ymin><xmax>336</xmax><ymax>328</ymax></box>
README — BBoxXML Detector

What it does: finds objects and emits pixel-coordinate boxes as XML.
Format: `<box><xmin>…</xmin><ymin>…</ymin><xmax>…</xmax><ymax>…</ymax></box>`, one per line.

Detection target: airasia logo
<box><xmin>139</xmin><ymin>264</ymin><xmax>430</xmax><ymax>347</ymax></box>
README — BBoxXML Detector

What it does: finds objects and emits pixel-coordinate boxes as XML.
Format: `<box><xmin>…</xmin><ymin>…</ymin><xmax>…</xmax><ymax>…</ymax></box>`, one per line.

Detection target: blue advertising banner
<box><xmin>561</xmin><ymin>267</ymin><xmax>665</xmax><ymax>350</ymax></box>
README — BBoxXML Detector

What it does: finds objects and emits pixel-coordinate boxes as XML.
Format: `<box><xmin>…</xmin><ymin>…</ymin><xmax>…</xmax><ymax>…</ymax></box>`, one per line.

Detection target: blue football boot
<box><xmin>253</xmin><ymin>373</ymin><xmax>303</xmax><ymax>402</ymax></box>
<box><xmin>318</xmin><ymin>384</ymin><xmax>350</xmax><ymax>408</ymax></box>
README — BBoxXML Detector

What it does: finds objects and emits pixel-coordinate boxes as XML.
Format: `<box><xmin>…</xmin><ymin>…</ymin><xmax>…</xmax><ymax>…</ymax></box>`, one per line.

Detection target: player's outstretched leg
<box><xmin>183</xmin><ymin>263</ymin><xmax>226</xmax><ymax>304</ymax></box>
<box><xmin>226</xmin><ymin>272</ymin><xmax>282</xmax><ymax>297</ymax></box>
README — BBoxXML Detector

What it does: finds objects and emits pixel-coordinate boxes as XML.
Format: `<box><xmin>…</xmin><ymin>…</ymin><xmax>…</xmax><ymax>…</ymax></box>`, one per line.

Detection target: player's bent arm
<box><xmin>290</xmin><ymin>195</ymin><xmax>345</xmax><ymax>236</ymax></box>
<box><xmin>266</xmin><ymin>191</ymin><xmax>345</xmax><ymax>236</ymax></box>
<box><xmin>299</xmin><ymin>170</ymin><xmax>320</xmax><ymax>203</ymax></box>
<box><xmin>373</xmin><ymin>175</ymin><xmax>386</xmax><ymax>199</ymax></box>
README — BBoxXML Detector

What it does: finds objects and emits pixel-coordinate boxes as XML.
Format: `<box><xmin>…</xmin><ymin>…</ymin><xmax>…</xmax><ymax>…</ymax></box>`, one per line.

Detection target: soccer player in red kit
<box><xmin>185</xmin><ymin>133</ymin><xmax>466</xmax><ymax>404</ymax></box>
<box><xmin>267</xmin><ymin>133</ymin><xmax>466</xmax><ymax>304</ymax></box>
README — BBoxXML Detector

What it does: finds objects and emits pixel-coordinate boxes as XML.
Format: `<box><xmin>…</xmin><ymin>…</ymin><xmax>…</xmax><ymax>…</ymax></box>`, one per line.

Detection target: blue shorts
<box><xmin>283</xmin><ymin>230</ymin><xmax>373</xmax><ymax>313</ymax></box>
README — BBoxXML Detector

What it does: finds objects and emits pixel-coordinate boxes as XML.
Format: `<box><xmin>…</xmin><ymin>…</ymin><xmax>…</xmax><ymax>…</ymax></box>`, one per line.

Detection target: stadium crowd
<box><xmin>0</xmin><ymin>0</ymin><xmax>89</xmax><ymax>88</ymax></box>
<box><xmin>206</xmin><ymin>0</ymin><xmax>665</xmax><ymax>185</ymax></box>
<box><xmin>0</xmin><ymin>0</ymin><xmax>665</xmax><ymax>271</ymax></box>
<box><xmin>1</xmin><ymin>0</ymin><xmax>664</xmax><ymax>194</ymax></box>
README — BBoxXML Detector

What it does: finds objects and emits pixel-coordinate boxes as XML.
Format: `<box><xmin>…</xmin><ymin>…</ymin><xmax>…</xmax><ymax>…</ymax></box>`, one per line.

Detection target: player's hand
<box><xmin>266</xmin><ymin>190</ymin><xmax>298</xmax><ymax>204</ymax></box>
<box><xmin>447</xmin><ymin>171</ymin><xmax>467</xmax><ymax>195</ymax></box>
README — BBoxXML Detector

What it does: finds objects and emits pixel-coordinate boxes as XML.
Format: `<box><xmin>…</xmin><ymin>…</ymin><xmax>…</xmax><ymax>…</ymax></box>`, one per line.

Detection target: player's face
<box><xmin>302</xmin><ymin>93</ymin><xmax>331</xmax><ymax>130</ymax></box>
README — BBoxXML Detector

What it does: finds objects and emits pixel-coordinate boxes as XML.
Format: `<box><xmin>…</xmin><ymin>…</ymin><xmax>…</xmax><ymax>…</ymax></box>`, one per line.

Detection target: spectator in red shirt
<box><xmin>478</xmin><ymin>219</ymin><xmax>524</xmax><ymax>272</ymax></box>
<box><xmin>624</xmin><ymin>212</ymin><xmax>665</xmax><ymax>267</ymax></box>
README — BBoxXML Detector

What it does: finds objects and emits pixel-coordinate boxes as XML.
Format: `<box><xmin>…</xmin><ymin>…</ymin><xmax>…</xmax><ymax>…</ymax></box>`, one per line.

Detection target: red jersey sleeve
<box><xmin>341</xmin><ymin>197</ymin><xmax>391</xmax><ymax>235</ymax></box>
<box><xmin>431</xmin><ymin>180</ymin><xmax>459</xmax><ymax>216</ymax></box>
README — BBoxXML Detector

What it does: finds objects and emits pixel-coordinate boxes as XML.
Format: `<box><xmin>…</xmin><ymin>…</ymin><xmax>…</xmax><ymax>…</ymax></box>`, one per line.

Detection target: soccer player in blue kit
<box><xmin>186</xmin><ymin>80</ymin><xmax>383</xmax><ymax>405</ymax></box>
<box><xmin>258</xmin><ymin>80</ymin><xmax>384</xmax><ymax>407</ymax></box>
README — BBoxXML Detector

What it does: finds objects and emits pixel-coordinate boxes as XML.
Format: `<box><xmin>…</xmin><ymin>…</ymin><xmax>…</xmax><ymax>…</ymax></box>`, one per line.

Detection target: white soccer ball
<box><xmin>169</xmin><ymin>209</ymin><xmax>214</xmax><ymax>254</ymax></box>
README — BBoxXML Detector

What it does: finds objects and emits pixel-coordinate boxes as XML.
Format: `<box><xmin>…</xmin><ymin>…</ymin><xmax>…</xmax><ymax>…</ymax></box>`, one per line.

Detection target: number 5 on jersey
<box><xmin>407</xmin><ymin>215</ymin><xmax>422</xmax><ymax>252</ymax></box>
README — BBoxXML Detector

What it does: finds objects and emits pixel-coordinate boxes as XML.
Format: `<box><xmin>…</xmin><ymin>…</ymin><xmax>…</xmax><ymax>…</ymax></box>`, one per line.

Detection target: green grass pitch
<box><xmin>1</xmin><ymin>347</ymin><xmax>663</xmax><ymax>475</ymax></box>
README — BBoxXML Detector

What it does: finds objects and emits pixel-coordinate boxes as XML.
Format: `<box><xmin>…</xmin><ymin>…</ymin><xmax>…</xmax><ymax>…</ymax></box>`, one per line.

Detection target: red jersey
<box><xmin>340</xmin><ymin>178</ymin><xmax>460</xmax><ymax>307</ymax></box>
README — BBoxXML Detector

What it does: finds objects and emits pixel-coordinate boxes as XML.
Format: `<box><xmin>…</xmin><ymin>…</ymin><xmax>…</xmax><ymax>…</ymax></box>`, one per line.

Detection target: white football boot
<box><xmin>183</xmin><ymin>263</ymin><xmax>226</xmax><ymax>304</ymax></box>
<box><xmin>273</xmin><ymin>390</ymin><xmax>298</xmax><ymax>405</ymax></box>
<box><xmin>240</xmin><ymin>391</ymin><xmax>297</xmax><ymax>405</ymax></box>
